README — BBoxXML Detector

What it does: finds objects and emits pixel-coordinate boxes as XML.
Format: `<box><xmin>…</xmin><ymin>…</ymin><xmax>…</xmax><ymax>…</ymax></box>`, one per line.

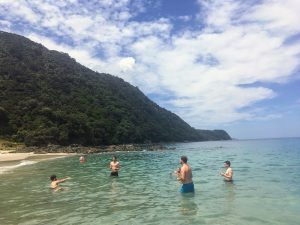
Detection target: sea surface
<box><xmin>0</xmin><ymin>138</ymin><xmax>300</xmax><ymax>225</ymax></box>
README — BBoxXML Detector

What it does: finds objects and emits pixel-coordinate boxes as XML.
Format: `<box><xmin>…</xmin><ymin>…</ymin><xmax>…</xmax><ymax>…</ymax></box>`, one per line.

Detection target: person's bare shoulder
<box><xmin>182</xmin><ymin>164</ymin><xmax>188</xmax><ymax>172</ymax></box>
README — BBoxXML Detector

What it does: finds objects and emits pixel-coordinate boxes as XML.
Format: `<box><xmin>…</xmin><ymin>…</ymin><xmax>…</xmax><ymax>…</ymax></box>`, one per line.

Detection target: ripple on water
<box><xmin>1</xmin><ymin>139</ymin><xmax>300</xmax><ymax>225</ymax></box>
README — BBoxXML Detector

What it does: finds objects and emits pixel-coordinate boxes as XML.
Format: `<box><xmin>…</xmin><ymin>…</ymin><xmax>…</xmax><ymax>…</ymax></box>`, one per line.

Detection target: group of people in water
<box><xmin>175</xmin><ymin>156</ymin><xmax>233</xmax><ymax>193</ymax></box>
<box><xmin>50</xmin><ymin>155</ymin><xmax>233</xmax><ymax>193</ymax></box>
<box><xmin>50</xmin><ymin>155</ymin><xmax>121</xmax><ymax>191</ymax></box>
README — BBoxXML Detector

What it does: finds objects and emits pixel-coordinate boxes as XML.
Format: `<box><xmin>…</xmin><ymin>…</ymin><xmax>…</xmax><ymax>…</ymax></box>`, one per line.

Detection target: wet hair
<box><xmin>181</xmin><ymin>156</ymin><xmax>188</xmax><ymax>163</ymax></box>
<box><xmin>50</xmin><ymin>175</ymin><xmax>57</xmax><ymax>181</ymax></box>
<box><xmin>224</xmin><ymin>161</ymin><xmax>231</xmax><ymax>167</ymax></box>
<box><xmin>112</xmin><ymin>155</ymin><xmax>117</xmax><ymax>160</ymax></box>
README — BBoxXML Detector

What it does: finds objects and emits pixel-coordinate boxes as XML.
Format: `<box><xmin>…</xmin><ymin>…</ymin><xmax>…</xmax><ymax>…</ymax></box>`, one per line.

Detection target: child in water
<box><xmin>50</xmin><ymin>175</ymin><xmax>70</xmax><ymax>191</ymax></box>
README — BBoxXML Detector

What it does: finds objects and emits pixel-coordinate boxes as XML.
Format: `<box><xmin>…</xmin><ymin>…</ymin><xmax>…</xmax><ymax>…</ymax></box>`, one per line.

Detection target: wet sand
<box><xmin>0</xmin><ymin>152</ymin><xmax>75</xmax><ymax>173</ymax></box>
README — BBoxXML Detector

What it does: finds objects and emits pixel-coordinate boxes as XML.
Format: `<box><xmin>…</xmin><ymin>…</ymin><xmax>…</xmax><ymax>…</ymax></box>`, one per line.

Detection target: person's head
<box><xmin>50</xmin><ymin>175</ymin><xmax>57</xmax><ymax>181</ymax></box>
<box><xmin>180</xmin><ymin>156</ymin><xmax>188</xmax><ymax>164</ymax></box>
<box><xmin>79</xmin><ymin>156</ymin><xmax>85</xmax><ymax>163</ymax></box>
<box><xmin>224</xmin><ymin>160</ymin><xmax>231</xmax><ymax>168</ymax></box>
<box><xmin>112</xmin><ymin>155</ymin><xmax>117</xmax><ymax>161</ymax></box>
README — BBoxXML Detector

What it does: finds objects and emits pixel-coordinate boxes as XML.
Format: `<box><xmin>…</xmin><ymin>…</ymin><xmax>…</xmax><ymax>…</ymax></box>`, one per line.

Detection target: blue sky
<box><xmin>0</xmin><ymin>0</ymin><xmax>300</xmax><ymax>139</ymax></box>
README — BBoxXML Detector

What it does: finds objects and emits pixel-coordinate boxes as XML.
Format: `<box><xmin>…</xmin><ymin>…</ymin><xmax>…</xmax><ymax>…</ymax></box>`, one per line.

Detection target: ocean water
<box><xmin>0</xmin><ymin>138</ymin><xmax>300</xmax><ymax>225</ymax></box>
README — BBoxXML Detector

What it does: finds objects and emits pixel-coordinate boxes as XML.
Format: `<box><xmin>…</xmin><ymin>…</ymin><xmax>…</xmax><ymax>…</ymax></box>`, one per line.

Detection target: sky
<box><xmin>0</xmin><ymin>0</ymin><xmax>300</xmax><ymax>139</ymax></box>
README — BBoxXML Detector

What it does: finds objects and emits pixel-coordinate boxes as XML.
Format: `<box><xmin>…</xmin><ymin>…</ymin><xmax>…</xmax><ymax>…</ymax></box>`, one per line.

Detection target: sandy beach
<box><xmin>0</xmin><ymin>151</ymin><xmax>75</xmax><ymax>173</ymax></box>
<box><xmin>0</xmin><ymin>152</ymin><xmax>72</xmax><ymax>162</ymax></box>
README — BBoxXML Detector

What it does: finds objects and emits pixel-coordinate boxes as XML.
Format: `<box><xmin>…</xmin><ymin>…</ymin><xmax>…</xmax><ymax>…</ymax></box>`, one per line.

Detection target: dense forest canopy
<box><xmin>0</xmin><ymin>31</ymin><xmax>231</xmax><ymax>146</ymax></box>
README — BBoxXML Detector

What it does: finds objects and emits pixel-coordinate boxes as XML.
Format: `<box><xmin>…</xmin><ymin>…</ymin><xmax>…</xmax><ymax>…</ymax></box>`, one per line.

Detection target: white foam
<box><xmin>0</xmin><ymin>160</ymin><xmax>37</xmax><ymax>174</ymax></box>
<box><xmin>18</xmin><ymin>160</ymin><xmax>36</xmax><ymax>166</ymax></box>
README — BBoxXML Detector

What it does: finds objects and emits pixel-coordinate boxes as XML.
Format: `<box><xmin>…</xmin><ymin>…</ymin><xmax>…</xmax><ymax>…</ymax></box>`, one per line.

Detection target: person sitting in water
<box><xmin>79</xmin><ymin>155</ymin><xmax>85</xmax><ymax>163</ymax></box>
<box><xmin>177</xmin><ymin>156</ymin><xmax>194</xmax><ymax>193</ymax></box>
<box><xmin>110</xmin><ymin>155</ymin><xmax>120</xmax><ymax>177</ymax></box>
<box><xmin>50</xmin><ymin>175</ymin><xmax>70</xmax><ymax>191</ymax></box>
<box><xmin>220</xmin><ymin>160</ymin><xmax>233</xmax><ymax>181</ymax></box>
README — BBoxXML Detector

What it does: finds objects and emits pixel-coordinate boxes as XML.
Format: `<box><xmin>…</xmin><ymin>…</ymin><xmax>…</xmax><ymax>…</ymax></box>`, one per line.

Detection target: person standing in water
<box><xmin>110</xmin><ymin>155</ymin><xmax>120</xmax><ymax>177</ymax></box>
<box><xmin>176</xmin><ymin>156</ymin><xmax>194</xmax><ymax>193</ymax></box>
<box><xmin>220</xmin><ymin>160</ymin><xmax>233</xmax><ymax>181</ymax></box>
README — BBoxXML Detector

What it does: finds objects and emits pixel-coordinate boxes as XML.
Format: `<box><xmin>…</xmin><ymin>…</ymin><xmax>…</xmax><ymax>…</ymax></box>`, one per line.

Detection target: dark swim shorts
<box><xmin>110</xmin><ymin>171</ymin><xmax>119</xmax><ymax>177</ymax></box>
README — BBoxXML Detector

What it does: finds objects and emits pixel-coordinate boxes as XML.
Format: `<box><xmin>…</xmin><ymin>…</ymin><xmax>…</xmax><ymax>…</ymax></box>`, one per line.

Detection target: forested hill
<box><xmin>0</xmin><ymin>31</ymin><xmax>231</xmax><ymax>146</ymax></box>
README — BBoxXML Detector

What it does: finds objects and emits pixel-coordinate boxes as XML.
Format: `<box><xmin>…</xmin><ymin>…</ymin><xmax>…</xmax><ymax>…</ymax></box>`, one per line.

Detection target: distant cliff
<box><xmin>0</xmin><ymin>31</ymin><xmax>231</xmax><ymax>146</ymax></box>
<box><xmin>196</xmin><ymin>129</ymin><xmax>231</xmax><ymax>141</ymax></box>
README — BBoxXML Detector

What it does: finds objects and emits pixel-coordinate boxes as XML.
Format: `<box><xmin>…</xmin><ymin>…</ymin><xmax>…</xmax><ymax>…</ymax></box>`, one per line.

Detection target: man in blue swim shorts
<box><xmin>176</xmin><ymin>156</ymin><xmax>194</xmax><ymax>193</ymax></box>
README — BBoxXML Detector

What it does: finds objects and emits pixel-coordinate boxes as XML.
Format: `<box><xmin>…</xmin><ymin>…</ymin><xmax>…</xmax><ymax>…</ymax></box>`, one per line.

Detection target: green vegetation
<box><xmin>0</xmin><ymin>138</ymin><xmax>24</xmax><ymax>152</ymax></box>
<box><xmin>0</xmin><ymin>31</ymin><xmax>231</xmax><ymax>146</ymax></box>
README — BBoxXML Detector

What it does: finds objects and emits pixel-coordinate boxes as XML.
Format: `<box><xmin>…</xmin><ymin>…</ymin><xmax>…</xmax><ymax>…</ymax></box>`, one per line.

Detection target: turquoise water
<box><xmin>0</xmin><ymin>138</ymin><xmax>300</xmax><ymax>225</ymax></box>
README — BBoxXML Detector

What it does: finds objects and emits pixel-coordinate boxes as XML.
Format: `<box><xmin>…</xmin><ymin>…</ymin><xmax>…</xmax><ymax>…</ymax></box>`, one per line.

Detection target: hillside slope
<box><xmin>0</xmin><ymin>31</ymin><xmax>231</xmax><ymax>146</ymax></box>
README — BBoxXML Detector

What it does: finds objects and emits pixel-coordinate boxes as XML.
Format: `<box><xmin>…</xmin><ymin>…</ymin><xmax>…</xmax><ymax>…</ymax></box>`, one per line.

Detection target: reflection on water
<box><xmin>108</xmin><ymin>178</ymin><xmax>119</xmax><ymax>214</ymax></box>
<box><xmin>179</xmin><ymin>194</ymin><xmax>198</xmax><ymax>216</ymax></box>
<box><xmin>223</xmin><ymin>181</ymin><xmax>236</xmax><ymax>214</ymax></box>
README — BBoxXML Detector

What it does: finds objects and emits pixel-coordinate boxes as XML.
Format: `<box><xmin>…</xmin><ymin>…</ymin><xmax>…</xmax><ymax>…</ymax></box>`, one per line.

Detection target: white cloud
<box><xmin>242</xmin><ymin>0</ymin><xmax>300</xmax><ymax>36</ymax></box>
<box><xmin>198</xmin><ymin>0</ymin><xmax>240</xmax><ymax>30</ymax></box>
<box><xmin>64</xmin><ymin>15</ymin><xmax>94</xmax><ymax>34</ymax></box>
<box><xmin>119</xmin><ymin>57</ymin><xmax>135</xmax><ymax>72</ymax></box>
<box><xmin>0</xmin><ymin>1</ymin><xmax>40</xmax><ymax>23</ymax></box>
<box><xmin>1</xmin><ymin>0</ymin><xmax>300</xmax><ymax>127</ymax></box>
<box><xmin>0</xmin><ymin>19</ymin><xmax>10</xmax><ymax>30</ymax></box>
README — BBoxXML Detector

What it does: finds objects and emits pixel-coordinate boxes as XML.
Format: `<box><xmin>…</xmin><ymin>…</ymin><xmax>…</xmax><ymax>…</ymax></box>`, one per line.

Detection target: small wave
<box><xmin>18</xmin><ymin>160</ymin><xmax>36</xmax><ymax>166</ymax></box>
<box><xmin>0</xmin><ymin>160</ymin><xmax>37</xmax><ymax>174</ymax></box>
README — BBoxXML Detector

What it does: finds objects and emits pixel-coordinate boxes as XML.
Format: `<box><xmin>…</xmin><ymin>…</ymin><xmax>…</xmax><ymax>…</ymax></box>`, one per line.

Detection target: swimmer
<box><xmin>79</xmin><ymin>155</ymin><xmax>85</xmax><ymax>163</ymax></box>
<box><xmin>110</xmin><ymin>155</ymin><xmax>120</xmax><ymax>177</ymax></box>
<box><xmin>177</xmin><ymin>156</ymin><xmax>194</xmax><ymax>193</ymax></box>
<box><xmin>50</xmin><ymin>175</ymin><xmax>70</xmax><ymax>191</ymax></box>
<box><xmin>220</xmin><ymin>160</ymin><xmax>233</xmax><ymax>181</ymax></box>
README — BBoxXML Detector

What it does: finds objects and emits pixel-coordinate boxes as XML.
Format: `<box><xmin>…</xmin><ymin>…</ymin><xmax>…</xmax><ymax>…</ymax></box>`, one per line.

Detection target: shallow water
<box><xmin>0</xmin><ymin>138</ymin><xmax>300</xmax><ymax>225</ymax></box>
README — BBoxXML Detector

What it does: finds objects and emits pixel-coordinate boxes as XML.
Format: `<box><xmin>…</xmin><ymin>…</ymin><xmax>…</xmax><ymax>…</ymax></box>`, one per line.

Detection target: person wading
<box><xmin>176</xmin><ymin>156</ymin><xmax>194</xmax><ymax>193</ymax></box>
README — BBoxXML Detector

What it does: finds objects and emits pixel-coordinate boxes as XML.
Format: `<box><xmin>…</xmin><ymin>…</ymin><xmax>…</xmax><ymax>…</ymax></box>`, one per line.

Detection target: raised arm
<box><xmin>56</xmin><ymin>177</ymin><xmax>70</xmax><ymax>184</ymax></box>
<box><xmin>177</xmin><ymin>168</ymin><xmax>186</xmax><ymax>183</ymax></box>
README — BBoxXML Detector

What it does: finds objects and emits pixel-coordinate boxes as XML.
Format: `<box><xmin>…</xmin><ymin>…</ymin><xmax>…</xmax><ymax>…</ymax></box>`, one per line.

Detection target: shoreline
<box><xmin>16</xmin><ymin>143</ymin><xmax>171</xmax><ymax>154</ymax></box>
<box><xmin>0</xmin><ymin>152</ymin><xmax>73</xmax><ymax>162</ymax></box>
<box><xmin>0</xmin><ymin>152</ymin><xmax>75</xmax><ymax>174</ymax></box>
<box><xmin>0</xmin><ymin>143</ymin><xmax>171</xmax><ymax>174</ymax></box>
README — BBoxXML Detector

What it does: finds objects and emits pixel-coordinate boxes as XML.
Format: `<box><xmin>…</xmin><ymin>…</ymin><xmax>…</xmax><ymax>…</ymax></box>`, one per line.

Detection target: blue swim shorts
<box><xmin>180</xmin><ymin>182</ymin><xmax>195</xmax><ymax>193</ymax></box>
